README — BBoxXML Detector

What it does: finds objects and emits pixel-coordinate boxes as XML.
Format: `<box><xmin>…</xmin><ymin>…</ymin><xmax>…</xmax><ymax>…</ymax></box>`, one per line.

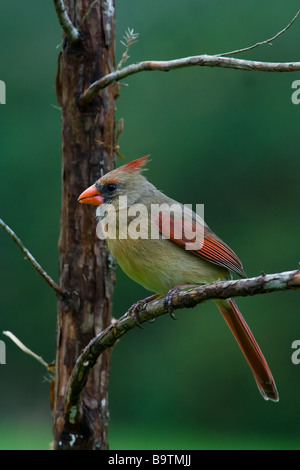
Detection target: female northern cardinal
<box><xmin>78</xmin><ymin>156</ymin><xmax>279</xmax><ymax>402</ymax></box>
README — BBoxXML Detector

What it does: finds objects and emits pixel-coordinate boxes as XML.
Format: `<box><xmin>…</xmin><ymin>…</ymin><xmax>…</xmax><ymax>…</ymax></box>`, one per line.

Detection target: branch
<box><xmin>0</xmin><ymin>218</ymin><xmax>66</xmax><ymax>298</ymax></box>
<box><xmin>53</xmin><ymin>0</ymin><xmax>80</xmax><ymax>44</ymax></box>
<box><xmin>64</xmin><ymin>269</ymin><xmax>300</xmax><ymax>422</ymax></box>
<box><xmin>80</xmin><ymin>56</ymin><xmax>300</xmax><ymax>103</ymax></box>
<box><xmin>80</xmin><ymin>8</ymin><xmax>300</xmax><ymax>104</ymax></box>
<box><xmin>217</xmin><ymin>8</ymin><xmax>300</xmax><ymax>57</ymax></box>
<box><xmin>3</xmin><ymin>331</ymin><xmax>50</xmax><ymax>370</ymax></box>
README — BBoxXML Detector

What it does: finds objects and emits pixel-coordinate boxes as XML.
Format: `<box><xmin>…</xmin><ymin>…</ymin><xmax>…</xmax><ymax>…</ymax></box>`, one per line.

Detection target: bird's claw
<box><xmin>128</xmin><ymin>300</ymin><xmax>146</xmax><ymax>329</ymax></box>
<box><xmin>128</xmin><ymin>293</ymin><xmax>160</xmax><ymax>328</ymax></box>
<box><xmin>165</xmin><ymin>284</ymin><xmax>199</xmax><ymax>319</ymax></box>
<box><xmin>165</xmin><ymin>287</ymin><xmax>178</xmax><ymax>320</ymax></box>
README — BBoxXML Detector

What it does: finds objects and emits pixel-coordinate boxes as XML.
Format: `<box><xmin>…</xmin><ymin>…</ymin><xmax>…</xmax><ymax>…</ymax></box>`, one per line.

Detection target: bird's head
<box><xmin>78</xmin><ymin>155</ymin><xmax>151</xmax><ymax>208</ymax></box>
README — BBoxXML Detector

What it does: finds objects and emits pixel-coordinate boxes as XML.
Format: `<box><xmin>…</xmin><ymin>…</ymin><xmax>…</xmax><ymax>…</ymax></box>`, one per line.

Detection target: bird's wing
<box><xmin>153</xmin><ymin>209</ymin><xmax>246</xmax><ymax>278</ymax></box>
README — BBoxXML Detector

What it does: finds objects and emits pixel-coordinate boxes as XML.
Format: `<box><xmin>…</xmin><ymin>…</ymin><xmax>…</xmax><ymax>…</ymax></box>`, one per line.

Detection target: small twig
<box><xmin>53</xmin><ymin>0</ymin><xmax>80</xmax><ymax>44</ymax></box>
<box><xmin>117</xmin><ymin>28</ymin><xmax>139</xmax><ymax>70</ymax></box>
<box><xmin>64</xmin><ymin>269</ymin><xmax>300</xmax><ymax>422</ymax></box>
<box><xmin>82</xmin><ymin>0</ymin><xmax>100</xmax><ymax>23</ymax></box>
<box><xmin>115</xmin><ymin>118</ymin><xmax>124</xmax><ymax>143</ymax></box>
<box><xmin>0</xmin><ymin>218</ymin><xmax>65</xmax><ymax>298</ymax></box>
<box><xmin>217</xmin><ymin>8</ymin><xmax>300</xmax><ymax>57</ymax></box>
<box><xmin>3</xmin><ymin>331</ymin><xmax>50</xmax><ymax>370</ymax></box>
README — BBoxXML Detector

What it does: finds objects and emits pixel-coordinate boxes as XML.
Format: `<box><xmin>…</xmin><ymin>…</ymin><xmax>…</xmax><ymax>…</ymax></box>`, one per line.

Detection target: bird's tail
<box><xmin>216</xmin><ymin>298</ymin><xmax>279</xmax><ymax>402</ymax></box>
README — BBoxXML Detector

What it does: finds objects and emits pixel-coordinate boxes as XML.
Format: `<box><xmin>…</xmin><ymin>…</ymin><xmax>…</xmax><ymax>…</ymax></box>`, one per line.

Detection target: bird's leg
<box><xmin>165</xmin><ymin>284</ymin><xmax>202</xmax><ymax>319</ymax></box>
<box><xmin>128</xmin><ymin>293</ymin><xmax>161</xmax><ymax>328</ymax></box>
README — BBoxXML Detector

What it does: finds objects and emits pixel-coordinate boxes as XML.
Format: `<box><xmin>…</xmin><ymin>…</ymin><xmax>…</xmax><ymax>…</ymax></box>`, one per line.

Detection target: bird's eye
<box><xmin>107</xmin><ymin>183</ymin><xmax>117</xmax><ymax>192</ymax></box>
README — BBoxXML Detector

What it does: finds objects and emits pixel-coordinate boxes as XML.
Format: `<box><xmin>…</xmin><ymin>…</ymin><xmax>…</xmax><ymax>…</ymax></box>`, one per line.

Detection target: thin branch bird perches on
<box><xmin>2</xmin><ymin>218</ymin><xmax>300</xmax><ymax>421</ymax></box>
<box><xmin>64</xmin><ymin>269</ymin><xmax>300</xmax><ymax>423</ymax></box>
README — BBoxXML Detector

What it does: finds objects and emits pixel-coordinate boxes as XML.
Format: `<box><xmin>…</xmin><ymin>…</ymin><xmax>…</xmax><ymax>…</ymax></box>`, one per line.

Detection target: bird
<box><xmin>78</xmin><ymin>155</ymin><xmax>279</xmax><ymax>402</ymax></box>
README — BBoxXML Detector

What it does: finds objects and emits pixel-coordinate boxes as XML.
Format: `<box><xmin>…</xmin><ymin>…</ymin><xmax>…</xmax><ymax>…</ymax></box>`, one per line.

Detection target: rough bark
<box><xmin>52</xmin><ymin>0</ymin><xmax>115</xmax><ymax>450</ymax></box>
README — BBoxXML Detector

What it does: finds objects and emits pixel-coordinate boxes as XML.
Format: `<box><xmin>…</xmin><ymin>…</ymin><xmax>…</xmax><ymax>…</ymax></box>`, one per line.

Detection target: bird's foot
<box><xmin>165</xmin><ymin>284</ymin><xmax>201</xmax><ymax>319</ymax></box>
<box><xmin>165</xmin><ymin>287</ymin><xmax>179</xmax><ymax>319</ymax></box>
<box><xmin>128</xmin><ymin>294</ymin><xmax>160</xmax><ymax>328</ymax></box>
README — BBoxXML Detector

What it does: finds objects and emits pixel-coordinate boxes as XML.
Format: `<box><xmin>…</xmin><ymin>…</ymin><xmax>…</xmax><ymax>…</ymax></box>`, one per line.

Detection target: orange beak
<box><xmin>78</xmin><ymin>184</ymin><xmax>104</xmax><ymax>206</ymax></box>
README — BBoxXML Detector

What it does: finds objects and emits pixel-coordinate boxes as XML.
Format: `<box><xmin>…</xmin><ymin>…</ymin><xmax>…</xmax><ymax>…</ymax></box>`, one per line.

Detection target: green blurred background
<box><xmin>0</xmin><ymin>0</ymin><xmax>300</xmax><ymax>450</ymax></box>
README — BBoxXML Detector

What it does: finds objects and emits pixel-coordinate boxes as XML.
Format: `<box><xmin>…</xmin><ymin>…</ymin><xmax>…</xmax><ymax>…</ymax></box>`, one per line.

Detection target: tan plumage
<box><xmin>78</xmin><ymin>156</ymin><xmax>279</xmax><ymax>402</ymax></box>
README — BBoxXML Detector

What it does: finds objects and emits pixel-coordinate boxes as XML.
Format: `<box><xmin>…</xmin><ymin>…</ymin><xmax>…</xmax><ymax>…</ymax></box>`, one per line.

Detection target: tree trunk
<box><xmin>52</xmin><ymin>0</ymin><xmax>116</xmax><ymax>450</ymax></box>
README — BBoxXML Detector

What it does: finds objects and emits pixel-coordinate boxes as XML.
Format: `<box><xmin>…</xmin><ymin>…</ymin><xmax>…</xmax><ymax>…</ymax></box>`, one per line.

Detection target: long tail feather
<box><xmin>216</xmin><ymin>298</ymin><xmax>279</xmax><ymax>402</ymax></box>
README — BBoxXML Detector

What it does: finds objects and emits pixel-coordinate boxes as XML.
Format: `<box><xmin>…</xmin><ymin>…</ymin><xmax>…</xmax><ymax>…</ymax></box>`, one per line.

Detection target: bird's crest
<box><xmin>118</xmin><ymin>155</ymin><xmax>150</xmax><ymax>173</ymax></box>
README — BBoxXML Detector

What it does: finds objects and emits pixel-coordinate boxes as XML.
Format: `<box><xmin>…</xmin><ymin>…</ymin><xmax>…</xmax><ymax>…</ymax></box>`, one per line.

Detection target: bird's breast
<box><xmin>106</xmin><ymin>233</ymin><xmax>229</xmax><ymax>294</ymax></box>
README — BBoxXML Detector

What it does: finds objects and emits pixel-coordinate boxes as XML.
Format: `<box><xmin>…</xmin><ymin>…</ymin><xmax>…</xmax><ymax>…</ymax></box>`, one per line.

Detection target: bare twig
<box><xmin>217</xmin><ymin>8</ymin><xmax>300</xmax><ymax>57</ymax></box>
<box><xmin>0</xmin><ymin>218</ymin><xmax>66</xmax><ymax>298</ymax></box>
<box><xmin>3</xmin><ymin>331</ymin><xmax>50</xmax><ymax>370</ymax></box>
<box><xmin>53</xmin><ymin>0</ymin><xmax>80</xmax><ymax>44</ymax></box>
<box><xmin>64</xmin><ymin>269</ymin><xmax>300</xmax><ymax>422</ymax></box>
<box><xmin>80</xmin><ymin>55</ymin><xmax>300</xmax><ymax>104</ymax></box>
<box><xmin>82</xmin><ymin>0</ymin><xmax>100</xmax><ymax>23</ymax></box>
<box><xmin>117</xmin><ymin>28</ymin><xmax>139</xmax><ymax>70</ymax></box>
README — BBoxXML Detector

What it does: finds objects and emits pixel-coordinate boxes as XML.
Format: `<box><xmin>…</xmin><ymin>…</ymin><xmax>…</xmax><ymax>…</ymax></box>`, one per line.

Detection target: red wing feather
<box><xmin>154</xmin><ymin>211</ymin><xmax>246</xmax><ymax>278</ymax></box>
<box><xmin>197</xmin><ymin>233</ymin><xmax>246</xmax><ymax>277</ymax></box>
